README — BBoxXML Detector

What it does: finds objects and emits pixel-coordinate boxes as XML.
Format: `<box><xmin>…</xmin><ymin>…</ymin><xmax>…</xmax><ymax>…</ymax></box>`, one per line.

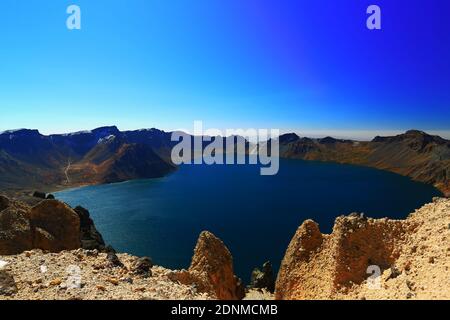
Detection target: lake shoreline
<box><xmin>54</xmin><ymin>159</ymin><xmax>442</xmax><ymax>281</ymax></box>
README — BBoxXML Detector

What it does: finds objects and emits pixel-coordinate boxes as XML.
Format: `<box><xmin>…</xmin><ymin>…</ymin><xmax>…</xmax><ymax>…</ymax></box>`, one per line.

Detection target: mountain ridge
<box><xmin>276</xmin><ymin>130</ymin><xmax>450</xmax><ymax>196</ymax></box>
<box><xmin>0</xmin><ymin>127</ymin><xmax>448</xmax><ymax>196</ymax></box>
<box><xmin>0</xmin><ymin>127</ymin><xmax>177</xmax><ymax>193</ymax></box>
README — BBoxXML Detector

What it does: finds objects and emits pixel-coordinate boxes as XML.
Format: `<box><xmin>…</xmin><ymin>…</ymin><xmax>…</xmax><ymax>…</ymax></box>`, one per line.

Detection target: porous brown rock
<box><xmin>275</xmin><ymin>220</ymin><xmax>330</xmax><ymax>299</ymax></box>
<box><xmin>28</xmin><ymin>200</ymin><xmax>81</xmax><ymax>252</ymax></box>
<box><xmin>275</xmin><ymin>198</ymin><xmax>450</xmax><ymax>300</ymax></box>
<box><xmin>275</xmin><ymin>216</ymin><xmax>406</xmax><ymax>299</ymax></box>
<box><xmin>1</xmin><ymin>196</ymin><xmax>85</xmax><ymax>255</ymax></box>
<box><xmin>331</xmin><ymin>215</ymin><xmax>405</xmax><ymax>289</ymax></box>
<box><xmin>170</xmin><ymin>231</ymin><xmax>245</xmax><ymax>300</ymax></box>
<box><xmin>0</xmin><ymin>198</ymin><xmax>34</xmax><ymax>255</ymax></box>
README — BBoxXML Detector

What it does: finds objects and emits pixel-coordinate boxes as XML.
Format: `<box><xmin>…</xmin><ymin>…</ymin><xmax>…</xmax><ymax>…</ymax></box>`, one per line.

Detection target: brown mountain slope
<box><xmin>0</xmin><ymin>150</ymin><xmax>62</xmax><ymax>191</ymax></box>
<box><xmin>367</xmin><ymin>130</ymin><xmax>449</xmax><ymax>194</ymax></box>
<box><xmin>279</xmin><ymin>130</ymin><xmax>450</xmax><ymax>196</ymax></box>
<box><xmin>1</xmin><ymin>127</ymin><xmax>448</xmax><ymax>195</ymax></box>
<box><xmin>66</xmin><ymin>139</ymin><xmax>176</xmax><ymax>185</ymax></box>
<box><xmin>0</xmin><ymin>129</ymin><xmax>176</xmax><ymax>193</ymax></box>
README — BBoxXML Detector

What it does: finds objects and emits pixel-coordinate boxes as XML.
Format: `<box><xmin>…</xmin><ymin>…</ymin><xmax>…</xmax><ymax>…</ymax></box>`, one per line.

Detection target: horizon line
<box><xmin>1</xmin><ymin>126</ymin><xmax>450</xmax><ymax>141</ymax></box>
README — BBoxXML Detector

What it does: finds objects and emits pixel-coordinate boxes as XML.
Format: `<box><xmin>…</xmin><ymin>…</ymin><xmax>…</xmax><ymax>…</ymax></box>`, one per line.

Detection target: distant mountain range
<box><xmin>0</xmin><ymin>127</ymin><xmax>448</xmax><ymax>196</ymax></box>
<box><xmin>277</xmin><ymin>130</ymin><xmax>450</xmax><ymax>196</ymax></box>
<box><xmin>0</xmin><ymin>126</ymin><xmax>177</xmax><ymax>193</ymax></box>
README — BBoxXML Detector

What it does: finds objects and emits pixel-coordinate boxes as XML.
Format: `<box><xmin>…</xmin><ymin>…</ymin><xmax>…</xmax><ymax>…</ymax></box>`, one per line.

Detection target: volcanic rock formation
<box><xmin>169</xmin><ymin>231</ymin><xmax>245</xmax><ymax>300</ymax></box>
<box><xmin>0</xmin><ymin>195</ymin><xmax>104</xmax><ymax>255</ymax></box>
<box><xmin>275</xmin><ymin>197</ymin><xmax>450</xmax><ymax>300</ymax></box>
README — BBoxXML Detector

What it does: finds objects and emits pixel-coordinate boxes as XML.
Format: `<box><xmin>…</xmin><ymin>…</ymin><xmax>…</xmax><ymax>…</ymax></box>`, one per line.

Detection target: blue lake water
<box><xmin>55</xmin><ymin>159</ymin><xmax>442</xmax><ymax>282</ymax></box>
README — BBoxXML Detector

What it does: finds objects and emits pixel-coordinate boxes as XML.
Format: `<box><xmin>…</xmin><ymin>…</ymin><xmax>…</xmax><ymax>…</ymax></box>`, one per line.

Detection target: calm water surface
<box><xmin>56</xmin><ymin>159</ymin><xmax>441</xmax><ymax>281</ymax></box>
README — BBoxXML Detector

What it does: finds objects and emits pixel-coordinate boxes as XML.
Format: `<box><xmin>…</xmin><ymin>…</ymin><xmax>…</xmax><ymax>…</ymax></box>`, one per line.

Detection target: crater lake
<box><xmin>55</xmin><ymin>159</ymin><xmax>442</xmax><ymax>281</ymax></box>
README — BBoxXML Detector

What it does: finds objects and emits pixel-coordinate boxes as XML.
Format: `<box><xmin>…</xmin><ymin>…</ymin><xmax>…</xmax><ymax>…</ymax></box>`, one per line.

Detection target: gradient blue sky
<box><xmin>0</xmin><ymin>0</ymin><xmax>449</xmax><ymax>138</ymax></box>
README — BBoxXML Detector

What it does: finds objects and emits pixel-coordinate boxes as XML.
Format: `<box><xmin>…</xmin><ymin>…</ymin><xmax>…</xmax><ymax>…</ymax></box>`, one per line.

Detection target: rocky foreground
<box><xmin>1</xmin><ymin>194</ymin><xmax>449</xmax><ymax>300</ymax></box>
<box><xmin>276</xmin><ymin>197</ymin><xmax>450</xmax><ymax>300</ymax></box>
<box><xmin>0</xmin><ymin>250</ymin><xmax>213</xmax><ymax>300</ymax></box>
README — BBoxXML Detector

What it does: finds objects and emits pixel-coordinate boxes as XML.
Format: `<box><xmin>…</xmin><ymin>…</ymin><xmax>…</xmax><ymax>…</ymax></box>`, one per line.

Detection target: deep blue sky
<box><xmin>0</xmin><ymin>0</ymin><xmax>449</xmax><ymax>138</ymax></box>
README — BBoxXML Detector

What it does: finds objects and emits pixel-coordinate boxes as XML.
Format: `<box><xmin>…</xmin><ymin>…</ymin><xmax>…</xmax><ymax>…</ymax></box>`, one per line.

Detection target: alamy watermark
<box><xmin>366</xmin><ymin>265</ymin><xmax>382</xmax><ymax>290</ymax></box>
<box><xmin>367</xmin><ymin>5</ymin><xmax>382</xmax><ymax>30</ymax></box>
<box><xmin>66</xmin><ymin>5</ymin><xmax>81</xmax><ymax>30</ymax></box>
<box><xmin>65</xmin><ymin>4</ymin><xmax>381</xmax><ymax>31</ymax></box>
<box><xmin>170</xmin><ymin>121</ymin><xmax>280</xmax><ymax>176</ymax></box>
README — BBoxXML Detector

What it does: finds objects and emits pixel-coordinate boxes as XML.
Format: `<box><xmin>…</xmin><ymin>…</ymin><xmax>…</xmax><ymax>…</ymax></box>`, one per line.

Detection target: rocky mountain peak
<box><xmin>405</xmin><ymin>129</ymin><xmax>427</xmax><ymax>136</ymax></box>
<box><xmin>278</xmin><ymin>133</ymin><xmax>300</xmax><ymax>144</ymax></box>
<box><xmin>0</xmin><ymin>129</ymin><xmax>41</xmax><ymax>138</ymax></box>
<box><xmin>318</xmin><ymin>136</ymin><xmax>354</xmax><ymax>144</ymax></box>
<box><xmin>92</xmin><ymin>126</ymin><xmax>121</xmax><ymax>137</ymax></box>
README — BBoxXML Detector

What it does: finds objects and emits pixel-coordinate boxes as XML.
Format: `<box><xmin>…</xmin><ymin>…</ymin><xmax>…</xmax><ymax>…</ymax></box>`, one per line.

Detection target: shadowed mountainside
<box><xmin>0</xmin><ymin>127</ymin><xmax>448</xmax><ymax>195</ymax></box>
<box><xmin>277</xmin><ymin>130</ymin><xmax>450</xmax><ymax>196</ymax></box>
<box><xmin>0</xmin><ymin>127</ymin><xmax>176</xmax><ymax>193</ymax></box>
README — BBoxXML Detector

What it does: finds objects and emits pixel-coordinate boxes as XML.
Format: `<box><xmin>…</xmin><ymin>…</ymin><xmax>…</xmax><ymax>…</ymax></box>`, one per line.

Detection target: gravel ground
<box><xmin>0</xmin><ymin>249</ymin><xmax>212</xmax><ymax>300</ymax></box>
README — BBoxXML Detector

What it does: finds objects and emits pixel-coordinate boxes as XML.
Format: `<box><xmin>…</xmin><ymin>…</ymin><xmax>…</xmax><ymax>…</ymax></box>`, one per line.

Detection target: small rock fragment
<box><xmin>0</xmin><ymin>270</ymin><xmax>17</xmax><ymax>296</ymax></box>
<box><xmin>107</xmin><ymin>252</ymin><xmax>124</xmax><ymax>268</ymax></box>
<box><xmin>132</xmin><ymin>257</ymin><xmax>153</xmax><ymax>277</ymax></box>
<box><xmin>106</xmin><ymin>278</ymin><xmax>119</xmax><ymax>286</ymax></box>
<box><xmin>386</xmin><ymin>265</ymin><xmax>401</xmax><ymax>280</ymax></box>
<box><xmin>49</xmin><ymin>278</ymin><xmax>62</xmax><ymax>286</ymax></box>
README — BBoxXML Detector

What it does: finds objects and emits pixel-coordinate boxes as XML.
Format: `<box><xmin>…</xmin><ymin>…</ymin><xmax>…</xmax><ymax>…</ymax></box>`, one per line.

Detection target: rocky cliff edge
<box><xmin>1</xmin><ymin>195</ymin><xmax>449</xmax><ymax>300</ymax></box>
<box><xmin>276</xmin><ymin>197</ymin><xmax>450</xmax><ymax>300</ymax></box>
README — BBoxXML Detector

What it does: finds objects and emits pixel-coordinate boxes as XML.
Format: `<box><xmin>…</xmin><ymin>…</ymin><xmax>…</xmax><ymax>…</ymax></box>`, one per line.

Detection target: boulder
<box><xmin>105</xmin><ymin>246</ymin><xmax>124</xmax><ymax>268</ymax></box>
<box><xmin>132</xmin><ymin>257</ymin><xmax>153</xmax><ymax>277</ymax></box>
<box><xmin>28</xmin><ymin>200</ymin><xmax>81</xmax><ymax>252</ymax></box>
<box><xmin>0</xmin><ymin>205</ymin><xmax>33</xmax><ymax>255</ymax></box>
<box><xmin>171</xmin><ymin>231</ymin><xmax>245</xmax><ymax>300</ymax></box>
<box><xmin>0</xmin><ymin>196</ymin><xmax>109</xmax><ymax>256</ymax></box>
<box><xmin>249</xmin><ymin>261</ymin><xmax>275</xmax><ymax>293</ymax></box>
<box><xmin>106</xmin><ymin>251</ymin><xmax>124</xmax><ymax>268</ymax></box>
